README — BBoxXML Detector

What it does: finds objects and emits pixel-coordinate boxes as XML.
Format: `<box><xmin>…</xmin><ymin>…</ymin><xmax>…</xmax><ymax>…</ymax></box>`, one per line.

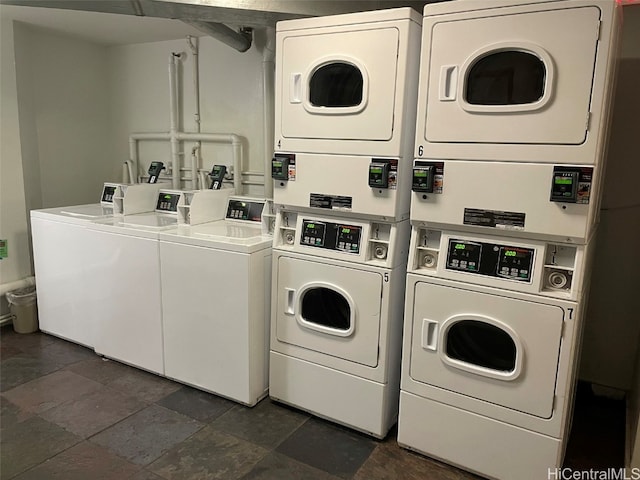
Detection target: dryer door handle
<box><xmin>285</xmin><ymin>288</ymin><xmax>296</xmax><ymax>315</ymax></box>
<box><xmin>439</xmin><ymin>65</ymin><xmax>458</xmax><ymax>101</ymax></box>
<box><xmin>290</xmin><ymin>74</ymin><xmax>302</xmax><ymax>104</ymax></box>
<box><xmin>421</xmin><ymin>319</ymin><xmax>439</xmax><ymax>351</ymax></box>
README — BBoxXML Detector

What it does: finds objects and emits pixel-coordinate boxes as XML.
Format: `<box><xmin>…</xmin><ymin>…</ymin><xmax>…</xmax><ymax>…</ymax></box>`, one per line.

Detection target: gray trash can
<box><xmin>6</xmin><ymin>286</ymin><xmax>38</xmax><ymax>334</ymax></box>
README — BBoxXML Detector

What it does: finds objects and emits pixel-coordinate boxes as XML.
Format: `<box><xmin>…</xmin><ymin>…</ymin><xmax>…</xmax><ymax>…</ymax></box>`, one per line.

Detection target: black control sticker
<box><xmin>310</xmin><ymin>194</ymin><xmax>353</xmax><ymax>211</ymax></box>
<box><xmin>463</xmin><ymin>209</ymin><xmax>525</xmax><ymax>230</ymax></box>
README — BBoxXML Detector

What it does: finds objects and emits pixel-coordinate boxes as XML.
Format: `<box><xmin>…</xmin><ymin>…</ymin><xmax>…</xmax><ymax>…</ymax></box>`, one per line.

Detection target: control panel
<box><xmin>446</xmin><ymin>239</ymin><xmax>534</xmax><ymax>282</ymax></box>
<box><xmin>301</xmin><ymin>219</ymin><xmax>362</xmax><ymax>254</ymax></box>
<box><xmin>226</xmin><ymin>199</ymin><xmax>265</xmax><ymax>222</ymax></box>
<box><xmin>147</xmin><ymin>161</ymin><xmax>165</xmax><ymax>184</ymax></box>
<box><xmin>101</xmin><ymin>184</ymin><xmax>117</xmax><ymax>203</ymax></box>
<box><xmin>156</xmin><ymin>192</ymin><xmax>182</xmax><ymax>212</ymax></box>
<box><xmin>369</xmin><ymin>160</ymin><xmax>391</xmax><ymax>188</ymax></box>
<box><xmin>412</xmin><ymin>160</ymin><xmax>444</xmax><ymax>194</ymax></box>
<box><xmin>550</xmin><ymin>166</ymin><xmax>593</xmax><ymax>204</ymax></box>
<box><xmin>209</xmin><ymin>165</ymin><xmax>227</xmax><ymax>190</ymax></box>
<box><xmin>272</xmin><ymin>153</ymin><xmax>295</xmax><ymax>181</ymax></box>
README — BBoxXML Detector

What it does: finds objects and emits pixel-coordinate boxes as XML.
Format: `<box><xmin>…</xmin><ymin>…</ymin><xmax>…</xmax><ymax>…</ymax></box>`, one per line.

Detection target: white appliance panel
<box><xmin>409</xmin><ymin>281</ymin><xmax>563</xmax><ymax>418</ymax></box>
<box><xmin>160</xmin><ymin>241</ymin><xmax>270</xmax><ymax>405</ymax></box>
<box><xmin>275</xmin><ymin>256</ymin><xmax>382</xmax><ymax>368</ymax></box>
<box><xmin>31</xmin><ymin>217</ymin><xmax>95</xmax><ymax>347</ymax></box>
<box><xmin>273</xmin><ymin>153</ymin><xmax>409</xmax><ymax>221</ymax></box>
<box><xmin>280</xmin><ymin>28</ymin><xmax>398</xmax><ymax>141</ymax></box>
<box><xmin>398</xmin><ymin>391</ymin><xmax>562</xmax><ymax>480</ymax></box>
<box><xmin>410</xmin><ymin>161</ymin><xmax>598</xmax><ymax>243</ymax></box>
<box><xmin>422</xmin><ymin>7</ymin><xmax>599</xmax><ymax>146</ymax></box>
<box><xmin>88</xmin><ymin>230</ymin><xmax>164</xmax><ymax>375</ymax></box>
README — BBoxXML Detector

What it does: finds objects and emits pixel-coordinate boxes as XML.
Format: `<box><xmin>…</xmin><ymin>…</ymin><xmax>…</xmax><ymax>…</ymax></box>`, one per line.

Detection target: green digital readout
<box><xmin>342</xmin><ymin>228</ymin><xmax>351</xmax><ymax>233</ymax></box>
<box><xmin>273</xmin><ymin>161</ymin><xmax>282</xmax><ymax>167</ymax></box>
<box><xmin>414</xmin><ymin>170</ymin><xmax>428</xmax><ymax>177</ymax></box>
<box><xmin>555</xmin><ymin>177</ymin><xmax>573</xmax><ymax>185</ymax></box>
<box><xmin>454</xmin><ymin>243</ymin><xmax>466</xmax><ymax>250</ymax></box>
<box><xmin>307</xmin><ymin>223</ymin><xmax>315</xmax><ymax>229</ymax></box>
<box><xmin>164</xmin><ymin>194</ymin><xmax>172</xmax><ymax>199</ymax></box>
<box><xmin>504</xmin><ymin>250</ymin><xmax>517</xmax><ymax>257</ymax></box>
<box><xmin>370</xmin><ymin>167</ymin><xmax>383</xmax><ymax>174</ymax></box>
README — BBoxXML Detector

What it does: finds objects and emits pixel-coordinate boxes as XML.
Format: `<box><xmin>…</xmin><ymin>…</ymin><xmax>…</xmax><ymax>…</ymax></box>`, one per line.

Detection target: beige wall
<box><xmin>0</xmin><ymin>19</ymin><xmax>31</xmax><ymax>293</ymax></box>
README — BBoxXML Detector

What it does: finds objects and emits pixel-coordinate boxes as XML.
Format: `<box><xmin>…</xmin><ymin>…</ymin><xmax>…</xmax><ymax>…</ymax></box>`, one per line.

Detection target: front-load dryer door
<box><xmin>275</xmin><ymin>256</ymin><xmax>382</xmax><ymax>367</ymax></box>
<box><xmin>410</xmin><ymin>281</ymin><xmax>563</xmax><ymax>418</ymax></box>
<box><xmin>421</xmin><ymin>6</ymin><xmax>600</xmax><ymax>146</ymax></box>
<box><xmin>279</xmin><ymin>27</ymin><xmax>399</xmax><ymax>141</ymax></box>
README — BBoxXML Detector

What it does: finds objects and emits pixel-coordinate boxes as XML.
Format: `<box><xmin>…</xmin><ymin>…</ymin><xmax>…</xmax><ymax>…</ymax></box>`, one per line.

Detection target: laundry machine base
<box><xmin>270</xmin><ymin>352</ymin><xmax>398</xmax><ymax>439</ymax></box>
<box><xmin>397</xmin><ymin>391</ymin><xmax>563</xmax><ymax>480</ymax></box>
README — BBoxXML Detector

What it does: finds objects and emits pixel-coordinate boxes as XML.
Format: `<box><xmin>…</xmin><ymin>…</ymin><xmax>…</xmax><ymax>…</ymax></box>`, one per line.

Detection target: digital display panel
<box><xmin>446</xmin><ymin>239</ymin><xmax>534</xmax><ymax>283</ymax></box>
<box><xmin>156</xmin><ymin>193</ymin><xmax>180</xmax><ymax>212</ymax></box>
<box><xmin>300</xmin><ymin>219</ymin><xmax>361</xmax><ymax>254</ymax></box>
<box><xmin>101</xmin><ymin>185</ymin><xmax>116</xmax><ymax>203</ymax></box>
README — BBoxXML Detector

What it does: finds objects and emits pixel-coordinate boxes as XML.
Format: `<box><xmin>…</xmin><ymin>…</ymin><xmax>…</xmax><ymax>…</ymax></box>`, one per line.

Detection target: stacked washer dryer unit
<box><xmin>398</xmin><ymin>1</ymin><xmax>620</xmax><ymax>478</ymax></box>
<box><xmin>269</xmin><ymin>8</ymin><xmax>422</xmax><ymax>438</ymax></box>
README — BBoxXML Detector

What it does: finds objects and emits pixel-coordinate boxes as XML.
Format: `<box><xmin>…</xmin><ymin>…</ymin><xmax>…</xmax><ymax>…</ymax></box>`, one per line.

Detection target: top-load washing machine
<box><xmin>158</xmin><ymin>196</ymin><xmax>274</xmax><ymax>406</ymax></box>
<box><xmin>30</xmin><ymin>182</ymin><xmax>161</xmax><ymax>348</ymax></box>
<box><xmin>410</xmin><ymin>0</ymin><xmax>621</xmax><ymax>244</ymax></box>
<box><xmin>85</xmin><ymin>188</ymin><xmax>231</xmax><ymax>374</ymax></box>
<box><xmin>413</xmin><ymin>0</ymin><xmax>620</xmax><ymax>165</ymax></box>
<box><xmin>273</xmin><ymin>8</ymin><xmax>422</xmax><ymax>222</ymax></box>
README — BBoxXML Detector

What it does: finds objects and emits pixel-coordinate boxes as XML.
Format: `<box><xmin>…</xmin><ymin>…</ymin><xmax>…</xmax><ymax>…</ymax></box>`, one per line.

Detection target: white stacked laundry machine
<box><xmin>398</xmin><ymin>0</ymin><xmax>621</xmax><ymax>479</ymax></box>
<box><xmin>269</xmin><ymin>8</ymin><xmax>422</xmax><ymax>438</ymax></box>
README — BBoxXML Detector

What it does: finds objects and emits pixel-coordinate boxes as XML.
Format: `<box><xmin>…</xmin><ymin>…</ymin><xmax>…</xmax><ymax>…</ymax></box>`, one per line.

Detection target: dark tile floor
<box><xmin>0</xmin><ymin>327</ymin><xmax>625</xmax><ymax>479</ymax></box>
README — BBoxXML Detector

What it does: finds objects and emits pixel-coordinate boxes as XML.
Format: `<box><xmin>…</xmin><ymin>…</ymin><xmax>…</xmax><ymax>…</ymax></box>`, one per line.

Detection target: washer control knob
<box><xmin>548</xmin><ymin>271</ymin><xmax>568</xmax><ymax>289</ymax></box>
<box><xmin>423</xmin><ymin>252</ymin><xmax>437</xmax><ymax>268</ymax></box>
<box><xmin>284</xmin><ymin>231</ymin><xmax>295</xmax><ymax>245</ymax></box>
<box><xmin>374</xmin><ymin>245</ymin><xmax>388</xmax><ymax>260</ymax></box>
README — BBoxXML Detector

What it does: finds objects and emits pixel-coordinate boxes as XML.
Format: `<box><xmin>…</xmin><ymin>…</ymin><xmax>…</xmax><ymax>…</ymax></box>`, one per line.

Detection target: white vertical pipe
<box><xmin>128</xmin><ymin>137</ymin><xmax>139</xmax><ymax>183</ymax></box>
<box><xmin>262</xmin><ymin>27</ymin><xmax>276</xmax><ymax>199</ymax></box>
<box><xmin>187</xmin><ymin>36</ymin><xmax>201</xmax><ymax>189</ymax></box>
<box><xmin>232</xmin><ymin>140</ymin><xmax>242</xmax><ymax>194</ymax></box>
<box><xmin>169</xmin><ymin>53</ymin><xmax>181</xmax><ymax>189</ymax></box>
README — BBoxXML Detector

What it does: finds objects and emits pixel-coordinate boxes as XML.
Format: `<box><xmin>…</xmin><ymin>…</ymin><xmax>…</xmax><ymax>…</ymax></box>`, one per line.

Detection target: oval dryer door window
<box><xmin>299</xmin><ymin>286</ymin><xmax>353</xmax><ymax>336</ymax></box>
<box><xmin>441</xmin><ymin>315</ymin><xmax>522</xmax><ymax>381</ymax></box>
<box><xmin>465</xmin><ymin>50</ymin><xmax>546</xmax><ymax>106</ymax></box>
<box><xmin>309</xmin><ymin>62</ymin><xmax>364</xmax><ymax>108</ymax></box>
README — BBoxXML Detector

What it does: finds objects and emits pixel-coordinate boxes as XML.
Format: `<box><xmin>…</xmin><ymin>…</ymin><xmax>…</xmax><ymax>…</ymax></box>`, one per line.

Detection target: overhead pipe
<box><xmin>181</xmin><ymin>20</ymin><xmax>253</xmax><ymax>53</ymax></box>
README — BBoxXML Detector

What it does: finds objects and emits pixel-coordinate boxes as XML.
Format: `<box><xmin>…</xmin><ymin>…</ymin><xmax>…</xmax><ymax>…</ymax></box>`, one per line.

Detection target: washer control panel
<box><xmin>301</xmin><ymin>219</ymin><xmax>361</xmax><ymax>254</ymax></box>
<box><xmin>155</xmin><ymin>192</ymin><xmax>182</xmax><ymax>212</ymax></box>
<box><xmin>226</xmin><ymin>199</ymin><xmax>265</xmax><ymax>222</ymax></box>
<box><xmin>446</xmin><ymin>239</ymin><xmax>534</xmax><ymax>282</ymax></box>
<box><xmin>101</xmin><ymin>184</ymin><xmax>117</xmax><ymax>204</ymax></box>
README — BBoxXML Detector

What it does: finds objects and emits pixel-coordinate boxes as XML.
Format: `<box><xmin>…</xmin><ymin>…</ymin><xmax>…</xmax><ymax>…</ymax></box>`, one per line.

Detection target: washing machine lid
<box><xmin>159</xmin><ymin>221</ymin><xmax>272</xmax><ymax>253</ymax></box>
<box><xmin>30</xmin><ymin>203</ymin><xmax>114</xmax><ymax>225</ymax></box>
<box><xmin>409</xmin><ymin>280</ymin><xmax>564</xmax><ymax>419</ymax></box>
<box><xmin>89</xmin><ymin>213</ymin><xmax>178</xmax><ymax>238</ymax></box>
